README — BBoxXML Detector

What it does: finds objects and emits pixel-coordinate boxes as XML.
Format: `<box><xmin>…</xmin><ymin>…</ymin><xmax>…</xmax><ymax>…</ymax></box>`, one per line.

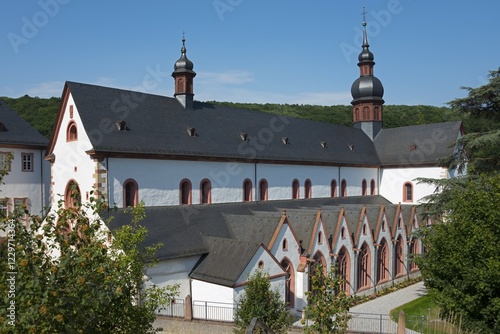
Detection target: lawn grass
<box><xmin>391</xmin><ymin>296</ymin><xmax>476</xmax><ymax>334</ymax></box>
<box><xmin>391</xmin><ymin>295</ymin><xmax>438</xmax><ymax>333</ymax></box>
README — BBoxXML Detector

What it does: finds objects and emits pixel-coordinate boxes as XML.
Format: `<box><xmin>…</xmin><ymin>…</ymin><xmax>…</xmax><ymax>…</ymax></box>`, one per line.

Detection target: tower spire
<box><xmin>172</xmin><ymin>34</ymin><xmax>196</xmax><ymax>109</ymax></box>
<box><xmin>350</xmin><ymin>9</ymin><xmax>385</xmax><ymax>140</ymax></box>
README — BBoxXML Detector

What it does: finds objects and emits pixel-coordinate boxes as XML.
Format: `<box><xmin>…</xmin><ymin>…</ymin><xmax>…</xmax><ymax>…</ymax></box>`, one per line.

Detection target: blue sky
<box><xmin>1</xmin><ymin>0</ymin><xmax>499</xmax><ymax>106</ymax></box>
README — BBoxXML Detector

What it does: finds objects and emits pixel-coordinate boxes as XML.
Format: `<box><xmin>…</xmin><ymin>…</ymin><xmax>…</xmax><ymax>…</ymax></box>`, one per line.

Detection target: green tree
<box><xmin>444</xmin><ymin>68</ymin><xmax>500</xmax><ymax>174</ymax></box>
<box><xmin>305</xmin><ymin>264</ymin><xmax>351</xmax><ymax>334</ymax></box>
<box><xmin>234</xmin><ymin>270</ymin><xmax>293</xmax><ymax>334</ymax></box>
<box><xmin>0</xmin><ymin>188</ymin><xmax>178</xmax><ymax>333</ymax></box>
<box><xmin>416</xmin><ymin>174</ymin><xmax>500</xmax><ymax>333</ymax></box>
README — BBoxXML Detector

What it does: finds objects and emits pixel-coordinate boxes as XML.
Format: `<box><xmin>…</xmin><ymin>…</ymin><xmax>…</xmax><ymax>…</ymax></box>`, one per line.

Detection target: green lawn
<box><xmin>391</xmin><ymin>296</ymin><xmax>474</xmax><ymax>334</ymax></box>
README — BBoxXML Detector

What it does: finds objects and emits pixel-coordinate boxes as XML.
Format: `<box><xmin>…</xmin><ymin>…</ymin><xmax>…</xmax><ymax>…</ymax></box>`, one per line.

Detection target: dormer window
<box><xmin>116</xmin><ymin>120</ymin><xmax>127</xmax><ymax>131</ymax></box>
<box><xmin>187</xmin><ymin>127</ymin><xmax>196</xmax><ymax>137</ymax></box>
<box><xmin>240</xmin><ymin>132</ymin><xmax>248</xmax><ymax>141</ymax></box>
<box><xmin>66</xmin><ymin>121</ymin><xmax>78</xmax><ymax>142</ymax></box>
<box><xmin>282</xmin><ymin>137</ymin><xmax>289</xmax><ymax>145</ymax></box>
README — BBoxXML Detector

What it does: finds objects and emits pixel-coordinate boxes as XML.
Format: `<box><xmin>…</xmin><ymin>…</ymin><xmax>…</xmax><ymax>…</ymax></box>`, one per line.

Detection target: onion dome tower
<box><xmin>172</xmin><ymin>36</ymin><xmax>196</xmax><ymax>109</ymax></box>
<box><xmin>351</xmin><ymin>11</ymin><xmax>385</xmax><ymax>140</ymax></box>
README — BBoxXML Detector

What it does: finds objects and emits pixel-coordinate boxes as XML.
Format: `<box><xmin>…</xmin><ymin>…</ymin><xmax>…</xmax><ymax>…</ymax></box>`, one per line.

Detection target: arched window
<box><xmin>336</xmin><ymin>247</ymin><xmax>351</xmax><ymax>294</ymax></box>
<box><xmin>377</xmin><ymin>239</ymin><xmax>389</xmax><ymax>283</ymax></box>
<box><xmin>409</xmin><ymin>241</ymin><xmax>419</xmax><ymax>272</ymax></box>
<box><xmin>403</xmin><ymin>182</ymin><xmax>413</xmax><ymax>202</ymax></box>
<box><xmin>200</xmin><ymin>179</ymin><xmax>211</xmax><ymax>204</ymax></box>
<box><xmin>64</xmin><ymin>180</ymin><xmax>81</xmax><ymax>209</ymax></box>
<box><xmin>341</xmin><ymin>226</ymin><xmax>347</xmax><ymax>239</ymax></box>
<box><xmin>357</xmin><ymin>243</ymin><xmax>371</xmax><ymax>290</ymax></box>
<box><xmin>370</xmin><ymin>179</ymin><xmax>376</xmax><ymax>195</ymax></box>
<box><xmin>292</xmin><ymin>179</ymin><xmax>300</xmax><ymax>199</ymax></box>
<box><xmin>66</xmin><ymin>121</ymin><xmax>78</xmax><ymax>141</ymax></box>
<box><xmin>318</xmin><ymin>231</ymin><xmax>323</xmax><ymax>244</ymax></box>
<box><xmin>281</xmin><ymin>258</ymin><xmax>295</xmax><ymax>307</ymax></box>
<box><xmin>282</xmin><ymin>238</ymin><xmax>288</xmax><ymax>251</ymax></box>
<box><xmin>331</xmin><ymin>179</ymin><xmax>337</xmax><ymax>197</ymax></box>
<box><xmin>394</xmin><ymin>235</ymin><xmax>405</xmax><ymax>277</ymax></box>
<box><xmin>123</xmin><ymin>179</ymin><xmax>138</xmax><ymax>207</ymax></box>
<box><xmin>258</xmin><ymin>260</ymin><xmax>264</xmax><ymax>269</ymax></box>
<box><xmin>243</xmin><ymin>179</ymin><xmax>252</xmax><ymax>202</ymax></box>
<box><xmin>341</xmin><ymin>179</ymin><xmax>347</xmax><ymax>197</ymax></box>
<box><xmin>180</xmin><ymin>179</ymin><xmax>192</xmax><ymax>205</ymax></box>
<box><xmin>259</xmin><ymin>179</ymin><xmax>268</xmax><ymax>201</ymax></box>
<box><xmin>362</xmin><ymin>179</ymin><xmax>367</xmax><ymax>196</ymax></box>
<box><xmin>304</xmin><ymin>179</ymin><xmax>312</xmax><ymax>199</ymax></box>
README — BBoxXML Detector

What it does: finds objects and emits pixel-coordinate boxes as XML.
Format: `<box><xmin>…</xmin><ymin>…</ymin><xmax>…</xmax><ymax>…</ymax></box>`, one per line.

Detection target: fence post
<box><xmin>185</xmin><ymin>295</ymin><xmax>193</xmax><ymax>321</ymax></box>
<box><xmin>397</xmin><ymin>311</ymin><xmax>406</xmax><ymax>334</ymax></box>
<box><xmin>379</xmin><ymin>314</ymin><xmax>383</xmax><ymax>334</ymax></box>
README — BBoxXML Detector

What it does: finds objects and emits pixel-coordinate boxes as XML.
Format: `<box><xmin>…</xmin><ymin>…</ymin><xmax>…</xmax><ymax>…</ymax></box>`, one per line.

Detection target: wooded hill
<box><xmin>2</xmin><ymin>95</ymin><xmax>461</xmax><ymax>139</ymax></box>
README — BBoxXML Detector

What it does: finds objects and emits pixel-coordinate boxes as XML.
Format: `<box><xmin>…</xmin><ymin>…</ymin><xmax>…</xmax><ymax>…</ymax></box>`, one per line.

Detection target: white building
<box><xmin>0</xmin><ymin>101</ymin><xmax>50</xmax><ymax>221</ymax></box>
<box><xmin>42</xmin><ymin>24</ymin><xmax>462</xmax><ymax>317</ymax></box>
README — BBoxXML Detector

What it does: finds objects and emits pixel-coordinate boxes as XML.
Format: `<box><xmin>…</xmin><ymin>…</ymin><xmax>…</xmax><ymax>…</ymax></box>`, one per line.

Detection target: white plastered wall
<box><xmin>379</xmin><ymin>166</ymin><xmax>446</xmax><ymax>204</ymax></box>
<box><xmin>50</xmin><ymin>93</ymin><xmax>97</xmax><ymax>212</ymax></box>
<box><xmin>0</xmin><ymin>147</ymin><xmax>50</xmax><ymax>216</ymax></box>
<box><xmin>108</xmin><ymin>158</ymin><xmax>380</xmax><ymax>207</ymax></box>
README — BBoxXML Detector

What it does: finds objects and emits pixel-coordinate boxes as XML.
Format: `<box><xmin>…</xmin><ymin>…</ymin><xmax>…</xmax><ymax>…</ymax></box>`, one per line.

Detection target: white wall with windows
<box><xmin>0</xmin><ymin>148</ymin><xmax>49</xmax><ymax>216</ymax></box>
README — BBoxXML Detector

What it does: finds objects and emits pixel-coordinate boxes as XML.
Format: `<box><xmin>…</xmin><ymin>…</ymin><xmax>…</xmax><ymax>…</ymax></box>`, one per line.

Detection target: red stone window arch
<box><xmin>304</xmin><ymin>179</ymin><xmax>312</xmax><ymax>199</ymax></box>
<box><xmin>341</xmin><ymin>179</ymin><xmax>347</xmax><ymax>197</ymax></box>
<box><xmin>64</xmin><ymin>180</ymin><xmax>81</xmax><ymax>209</ymax></box>
<box><xmin>66</xmin><ymin>121</ymin><xmax>78</xmax><ymax>142</ymax></box>
<box><xmin>123</xmin><ymin>179</ymin><xmax>139</xmax><ymax>208</ymax></box>
<box><xmin>259</xmin><ymin>179</ymin><xmax>268</xmax><ymax>201</ymax></box>
<box><xmin>331</xmin><ymin>179</ymin><xmax>337</xmax><ymax>197</ymax></box>
<box><xmin>403</xmin><ymin>182</ymin><xmax>413</xmax><ymax>202</ymax></box>
<box><xmin>357</xmin><ymin>242</ymin><xmax>371</xmax><ymax>290</ymax></box>
<box><xmin>336</xmin><ymin>247</ymin><xmax>351</xmax><ymax>294</ymax></box>
<box><xmin>243</xmin><ymin>179</ymin><xmax>252</xmax><ymax>202</ymax></box>
<box><xmin>377</xmin><ymin>238</ymin><xmax>389</xmax><ymax>283</ymax></box>
<box><xmin>281</xmin><ymin>257</ymin><xmax>295</xmax><ymax>307</ymax></box>
<box><xmin>180</xmin><ymin>179</ymin><xmax>192</xmax><ymax>205</ymax></box>
<box><xmin>292</xmin><ymin>179</ymin><xmax>300</xmax><ymax>199</ymax></box>
<box><xmin>362</xmin><ymin>179</ymin><xmax>367</xmax><ymax>196</ymax></box>
<box><xmin>394</xmin><ymin>235</ymin><xmax>405</xmax><ymax>277</ymax></box>
<box><xmin>200</xmin><ymin>179</ymin><xmax>211</xmax><ymax>204</ymax></box>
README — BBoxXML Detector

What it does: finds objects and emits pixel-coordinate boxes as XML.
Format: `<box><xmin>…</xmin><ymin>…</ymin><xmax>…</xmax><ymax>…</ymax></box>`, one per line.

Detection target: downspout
<box><xmin>338</xmin><ymin>166</ymin><xmax>341</xmax><ymax>196</ymax></box>
<box><xmin>106</xmin><ymin>157</ymin><xmax>110</xmax><ymax>205</ymax></box>
<box><xmin>40</xmin><ymin>149</ymin><xmax>44</xmax><ymax>215</ymax></box>
<box><xmin>254</xmin><ymin>162</ymin><xmax>257</xmax><ymax>202</ymax></box>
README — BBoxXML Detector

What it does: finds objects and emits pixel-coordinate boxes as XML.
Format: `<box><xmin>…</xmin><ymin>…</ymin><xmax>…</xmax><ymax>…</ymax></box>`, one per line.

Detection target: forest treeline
<box><xmin>2</xmin><ymin>95</ymin><xmax>462</xmax><ymax>139</ymax></box>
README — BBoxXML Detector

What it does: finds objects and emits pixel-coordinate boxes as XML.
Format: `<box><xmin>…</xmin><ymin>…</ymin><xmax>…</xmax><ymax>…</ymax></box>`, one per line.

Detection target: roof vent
<box><xmin>348</xmin><ymin>144</ymin><xmax>355</xmax><ymax>151</ymax></box>
<box><xmin>116</xmin><ymin>120</ymin><xmax>128</xmax><ymax>131</ymax></box>
<box><xmin>187</xmin><ymin>127</ymin><xmax>197</xmax><ymax>137</ymax></box>
<box><xmin>320</xmin><ymin>141</ymin><xmax>327</xmax><ymax>148</ymax></box>
<box><xmin>240</xmin><ymin>132</ymin><xmax>248</xmax><ymax>141</ymax></box>
<box><xmin>0</xmin><ymin>122</ymin><xmax>6</xmax><ymax>132</ymax></box>
<box><xmin>282</xmin><ymin>137</ymin><xmax>289</xmax><ymax>145</ymax></box>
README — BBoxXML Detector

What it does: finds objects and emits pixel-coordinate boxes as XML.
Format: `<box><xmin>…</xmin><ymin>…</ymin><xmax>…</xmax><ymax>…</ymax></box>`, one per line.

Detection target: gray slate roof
<box><xmin>0</xmin><ymin>100</ymin><xmax>48</xmax><ymax>147</ymax></box>
<box><xmin>105</xmin><ymin>196</ymin><xmax>392</xmax><ymax>286</ymax></box>
<box><xmin>66</xmin><ymin>81</ymin><xmax>381</xmax><ymax>165</ymax></box>
<box><xmin>374</xmin><ymin>122</ymin><xmax>462</xmax><ymax>166</ymax></box>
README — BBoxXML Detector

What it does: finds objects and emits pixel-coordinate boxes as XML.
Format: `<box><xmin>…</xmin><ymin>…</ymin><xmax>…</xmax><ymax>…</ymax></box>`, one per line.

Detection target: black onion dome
<box><xmin>173</xmin><ymin>38</ymin><xmax>195</xmax><ymax>74</ymax></box>
<box><xmin>351</xmin><ymin>76</ymin><xmax>384</xmax><ymax>101</ymax></box>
